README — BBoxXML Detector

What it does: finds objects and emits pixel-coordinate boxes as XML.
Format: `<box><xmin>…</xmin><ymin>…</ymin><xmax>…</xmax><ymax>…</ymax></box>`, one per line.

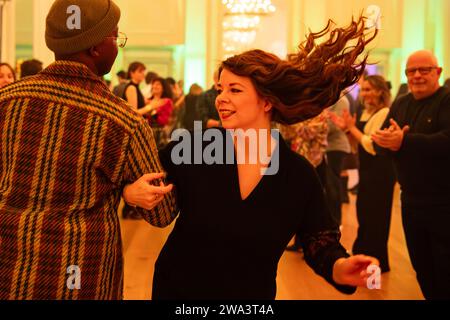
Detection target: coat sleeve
<box><xmin>122</xmin><ymin>119</ymin><xmax>178</xmax><ymax>227</ymax></box>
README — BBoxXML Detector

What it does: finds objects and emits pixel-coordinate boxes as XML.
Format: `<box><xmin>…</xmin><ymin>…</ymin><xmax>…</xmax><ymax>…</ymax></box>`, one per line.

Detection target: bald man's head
<box><xmin>406</xmin><ymin>50</ymin><xmax>442</xmax><ymax>100</ymax></box>
<box><xmin>407</xmin><ymin>50</ymin><xmax>439</xmax><ymax>66</ymax></box>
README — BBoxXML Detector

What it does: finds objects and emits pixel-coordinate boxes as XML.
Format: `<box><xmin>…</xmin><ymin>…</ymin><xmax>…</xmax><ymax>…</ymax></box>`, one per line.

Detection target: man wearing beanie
<box><xmin>0</xmin><ymin>0</ymin><xmax>177</xmax><ymax>300</ymax></box>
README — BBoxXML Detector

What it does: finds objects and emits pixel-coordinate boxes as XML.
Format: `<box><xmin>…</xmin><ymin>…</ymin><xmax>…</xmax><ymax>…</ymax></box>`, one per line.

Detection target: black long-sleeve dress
<box><xmin>352</xmin><ymin>111</ymin><xmax>396</xmax><ymax>272</ymax></box>
<box><xmin>152</xmin><ymin>128</ymin><xmax>356</xmax><ymax>299</ymax></box>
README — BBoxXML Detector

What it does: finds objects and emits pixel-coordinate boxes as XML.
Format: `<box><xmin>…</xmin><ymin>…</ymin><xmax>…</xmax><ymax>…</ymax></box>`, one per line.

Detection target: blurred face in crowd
<box><xmin>360</xmin><ymin>80</ymin><xmax>382</xmax><ymax>108</ymax></box>
<box><xmin>152</xmin><ymin>80</ymin><xmax>163</xmax><ymax>98</ymax></box>
<box><xmin>190</xmin><ymin>86</ymin><xmax>203</xmax><ymax>96</ymax></box>
<box><xmin>216</xmin><ymin>68</ymin><xmax>271</xmax><ymax>131</ymax></box>
<box><xmin>171</xmin><ymin>82</ymin><xmax>182</xmax><ymax>98</ymax></box>
<box><xmin>131</xmin><ymin>67</ymin><xmax>146</xmax><ymax>84</ymax></box>
<box><xmin>0</xmin><ymin>64</ymin><xmax>15</xmax><ymax>88</ymax></box>
<box><xmin>406</xmin><ymin>51</ymin><xmax>442</xmax><ymax>100</ymax></box>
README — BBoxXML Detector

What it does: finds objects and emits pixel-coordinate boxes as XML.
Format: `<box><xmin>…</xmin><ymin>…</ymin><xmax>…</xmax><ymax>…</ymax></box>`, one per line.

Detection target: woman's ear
<box><xmin>263</xmin><ymin>99</ymin><xmax>273</xmax><ymax>112</ymax></box>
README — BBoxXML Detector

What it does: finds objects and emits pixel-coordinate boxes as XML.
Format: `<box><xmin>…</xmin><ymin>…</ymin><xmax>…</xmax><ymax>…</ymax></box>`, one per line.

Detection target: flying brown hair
<box><xmin>219</xmin><ymin>16</ymin><xmax>377</xmax><ymax>124</ymax></box>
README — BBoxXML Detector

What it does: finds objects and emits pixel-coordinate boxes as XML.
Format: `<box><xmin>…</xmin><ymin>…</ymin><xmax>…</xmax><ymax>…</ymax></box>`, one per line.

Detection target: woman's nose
<box><xmin>216</xmin><ymin>91</ymin><xmax>226</xmax><ymax>103</ymax></box>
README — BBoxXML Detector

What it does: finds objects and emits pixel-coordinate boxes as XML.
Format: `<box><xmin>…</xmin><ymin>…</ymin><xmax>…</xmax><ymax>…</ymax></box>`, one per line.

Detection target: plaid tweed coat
<box><xmin>0</xmin><ymin>61</ymin><xmax>177</xmax><ymax>300</ymax></box>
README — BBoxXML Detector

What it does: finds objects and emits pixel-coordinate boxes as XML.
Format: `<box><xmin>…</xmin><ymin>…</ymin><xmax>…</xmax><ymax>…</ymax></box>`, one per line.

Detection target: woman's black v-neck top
<box><xmin>152</xmin><ymin>128</ymin><xmax>355</xmax><ymax>300</ymax></box>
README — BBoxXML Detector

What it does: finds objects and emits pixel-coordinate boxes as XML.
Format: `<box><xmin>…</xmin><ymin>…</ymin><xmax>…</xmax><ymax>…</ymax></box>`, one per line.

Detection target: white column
<box><xmin>287</xmin><ymin>0</ymin><xmax>303</xmax><ymax>53</ymax></box>
<box><xmin>32</xmin><ymin>0</ymin><xmax>54</xmax><ymax>67</ymax></box>
<box><xmin>184</xmin><ymin>0</ymin><xmax>208</xmax><ymax>89</ymax></box>
<box><xmin>444</xmin><ymin>0</ymin><xmax>450</xmax><ymax>81</ymax></box>
<box><xmin>1</xmin><ymin>0</ymin><xmax>16</xmax><ymax>65</ymax></box>
<box><xmin>205</xmin><ymin>0</ymin><xmax>222</xmax><ymax>88</ymax></box>
<box><xmin>429</xmin><ymin>0</ymin><xmax>449</xmax><ymax>83</ymax></box>
<box><xmin>301</xmin><ymin>0</ymin><xmax>327</xmax><ymax>36</ymax></box>
<box><xmin>400</xmin><ymin>0</ymin><xmax>426</xmax><ymax>83</ymax></box>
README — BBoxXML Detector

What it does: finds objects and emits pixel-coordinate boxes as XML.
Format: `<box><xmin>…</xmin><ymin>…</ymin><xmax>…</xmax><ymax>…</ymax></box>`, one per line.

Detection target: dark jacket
<box><xmin>375</xmin><ymin>87</ymin><xmax>450</xmax><ymax>207</ymax></box>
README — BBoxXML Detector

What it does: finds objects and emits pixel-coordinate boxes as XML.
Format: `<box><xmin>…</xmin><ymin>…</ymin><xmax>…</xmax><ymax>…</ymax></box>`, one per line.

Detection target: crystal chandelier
<box><xmin>222</xmin><ymin>0</ymin><xmax>276</xmax><ymax>57</ymax></box>
<box><xmin>223</xmin><ymin>0</ymin><xmax>276</xmax><ymax>15</ymax></box>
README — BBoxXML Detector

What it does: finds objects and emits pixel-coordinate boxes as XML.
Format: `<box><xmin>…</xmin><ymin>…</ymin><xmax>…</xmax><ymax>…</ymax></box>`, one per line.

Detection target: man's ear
<box><xmin>437</xmin><ymin>67</ymin><xmax>443</xmax><ymax>77</ymax></box>
<box><xmin>88</xmin><ymin>46</ymin><xmax>100</xmax><ymax>57</ymax></box>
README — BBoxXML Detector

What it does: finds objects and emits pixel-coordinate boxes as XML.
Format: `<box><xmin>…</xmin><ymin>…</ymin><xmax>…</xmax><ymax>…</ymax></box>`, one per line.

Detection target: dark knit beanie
<box><xmin>45</xmin><ymin>0</ymin><xmax>121</xmax><ymax>55</ymax></box>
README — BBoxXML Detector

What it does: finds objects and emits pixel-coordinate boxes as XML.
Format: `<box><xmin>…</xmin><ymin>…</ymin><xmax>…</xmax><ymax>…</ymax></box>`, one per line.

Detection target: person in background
<box><xmin>121</xmin><ymin>62</ymin><xmax>147</xmax><ymax>219</ymax></box>
<box><xmin>393</xmin><ymin>83</ymin><xmax>410</xmax><ymax>102</ymax></box>
<box><xmin>346</xmin><ymin>71</ymin><xmax>369</xmax><ymax>196</ymax></box>
<box><xmin>0</xmin><ymin>62</ymin><xmax>16</xmax><ymax>89</ymax></box>
<box><xmin>104</xmin><ymin>78</ymin><xmax>113</xmax><ymax>91</ymax></box>
<box><xmin>279</xmin><ymin>112</ymin><xmax>329</xmax><ymax>252</ymax></box>
<box><xmin>180</xmin><ymin>83</ymin><xmax>203</xmax><ymax>131</ymax></box>
<box><xmin>197</xmin><ymin>70</ymin><xmax>221</xmax><ymax>129</ymax></box>
<box><xmin>340</xmin><ymin>90</ymin><xmax>359</xmax><ymax>202</ymax></box>
<box><xmin>19</xmin><ymin>59</ymin><xmax>43</xmax><ymax>79</ymax></box>
<box><xmin>373</xmin><ymin>50</ymin><xmax>450</xmax><ymax>299</ymax></box>
<box><xmin>112</xmin><ymin>70</ymin><xmax>128</xmax><ymax>97</ymax></box>
<box><xmin>166</xmin><ymin>77</ymin><xmax>185</xmax><ymax>134</ymax></box>
<box><xmin>123</xmin><ymin>62</ymin><xmax>146</xmax><ymax>110</ymax></box>
<box><xmin>331</xmin><ymin>75</ymin><xmax>396</xmax><ymax>273</ymax></box>
<box><xmin>177</xmin><ymin>79</ymin><xmax>185</xmax><ymax>95</ymax></box>
<box><xmin>141</xmin><ymin>71</ymin><xmax>158</xmax><ymax>101</ymax></box>
<box><xmin>325</xmin><ymin>95</ymin><xmax>351</xmax><ymax>226</ymax></box>
<box><xmin>444</xmin><ymin>78</ymin><xmax>450</xmax><ymax>89</ymax></box>
<box><xmin>138</xmin><ymin>77</ymin><xmax>174</xmax><ymax>149</ymax></box>
<box><xmin>166</xmin><ymin>77</ymin><xmax>184</xmax><ymax>108</ymax></box>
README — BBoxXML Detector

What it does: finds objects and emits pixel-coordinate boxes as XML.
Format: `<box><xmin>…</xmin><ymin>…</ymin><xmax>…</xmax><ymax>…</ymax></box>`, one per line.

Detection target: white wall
<box><xmin>115</xmin><ymin>0</ymin><xmax>185</xmax><ymax>47</ymax></box>
<box><xmin>251</xmin><ymin>0</ymin><xmax>288</xmax><ymax>58</ymax></box>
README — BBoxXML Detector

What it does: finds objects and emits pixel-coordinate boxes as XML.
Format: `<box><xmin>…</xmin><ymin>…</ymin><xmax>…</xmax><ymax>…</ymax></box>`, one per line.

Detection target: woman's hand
<box><xmin>332</xmin><ymin>255</ymin><xmax>380</xmax><ymax>287</ymax></box>
<box><xmin>329</xmin><ymin>112</ymin><xmax>347</xmax><ymax>130</ymax></box>
<box><xmin>138</xmin><ymin>99</ymin><xmax>164</xmax><ymax>116</ymax></box>
<box><xmin>341</xmin><ymin>109</ymin><xmax>356</xmax><ymax>130</ymax></box>
<box><xmin>123</xmin><ymin>173</ymin><xmax>173</xmax><ymax>210</ymax></box>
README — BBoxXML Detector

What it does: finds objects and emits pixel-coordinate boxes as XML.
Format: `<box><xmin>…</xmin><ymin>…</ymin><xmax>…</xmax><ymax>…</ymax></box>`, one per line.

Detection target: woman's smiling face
<box><xmin>215</xmin><ymin>68</ymin><xmax>271</xmax><ymax>131</ymax></box>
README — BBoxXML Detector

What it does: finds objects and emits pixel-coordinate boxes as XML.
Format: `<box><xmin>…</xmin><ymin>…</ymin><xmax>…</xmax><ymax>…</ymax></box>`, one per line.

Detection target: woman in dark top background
<box><xmin>330</xmin><ymin>75</ymin><xmax>396</xmax><ymax>272</ymax></box>
<box><xmin>130</xmin><ymin>17</ymin><xmax>381</xmax><ymax>300</ymax></box>
<box><xmin>123</xmin><ymin>61</ymin><xmax>146</xmax><ymax>110</ymax></box>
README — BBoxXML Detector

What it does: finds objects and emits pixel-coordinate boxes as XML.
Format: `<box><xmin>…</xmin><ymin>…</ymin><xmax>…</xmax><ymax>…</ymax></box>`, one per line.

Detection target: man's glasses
<box><xmin>405</xmin><ymin>66</ymin><xmax>439</xmax><ymax>77</ymax></box>
<box><xmin>108</xmin><ymin>32</ymin><xmax>128</xmax><ymax>48</ymax></box>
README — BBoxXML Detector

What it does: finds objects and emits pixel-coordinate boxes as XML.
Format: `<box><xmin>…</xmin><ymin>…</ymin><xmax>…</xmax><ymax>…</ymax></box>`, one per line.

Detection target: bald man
<box><xmin>373</xmin><ymin>50</ymin><xmax>450</xmax><ymax>300</ymax></box>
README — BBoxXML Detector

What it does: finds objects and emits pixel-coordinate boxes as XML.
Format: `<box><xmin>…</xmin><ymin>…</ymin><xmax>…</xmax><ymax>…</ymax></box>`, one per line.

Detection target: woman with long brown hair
<box><xmin>330</xmin><ymin>75</ymin><xmax>396</xmax><ymax>273</ymax></box>
<box><xmin>126</xmin><ymin>17</ymin><xmax>380</xmax><ymax>299</ymax></box>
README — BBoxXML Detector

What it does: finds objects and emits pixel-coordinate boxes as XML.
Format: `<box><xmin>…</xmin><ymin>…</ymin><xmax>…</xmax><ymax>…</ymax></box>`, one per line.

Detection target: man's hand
<box><xmin>333</xmin><ymin>255</ymin><xmax>380</xmax><ymax>287</ymax></box>
<box><xmin>372</xmin><ymin>119</ymin><xmax>410</xmax><ymax>151</ymax></box>
<box><xmin>123</xmin><ymin>173</ymin><xmax>173</xmax><ymax>210</ymax></box>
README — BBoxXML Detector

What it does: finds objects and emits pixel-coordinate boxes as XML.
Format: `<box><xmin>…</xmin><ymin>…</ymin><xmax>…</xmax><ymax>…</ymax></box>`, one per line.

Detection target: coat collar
<box><xmin>41</xmin><ymin>60</ymin><xmax>104</xmax><ymax>84</ymax></box>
